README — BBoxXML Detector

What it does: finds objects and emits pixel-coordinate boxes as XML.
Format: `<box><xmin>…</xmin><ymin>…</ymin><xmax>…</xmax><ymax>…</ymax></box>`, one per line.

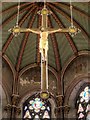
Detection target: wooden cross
<box><xmin>9</xmin><ymin>5</ymin><xmax>80</xmax><ymax>99</ymax></box>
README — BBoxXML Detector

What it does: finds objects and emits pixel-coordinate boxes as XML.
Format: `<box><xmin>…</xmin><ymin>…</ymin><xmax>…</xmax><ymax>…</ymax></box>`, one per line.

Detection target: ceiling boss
<box><xmin>9</xmin><ymin>0</ymin><xmax>80</xmax><ymax>99</ymax></box>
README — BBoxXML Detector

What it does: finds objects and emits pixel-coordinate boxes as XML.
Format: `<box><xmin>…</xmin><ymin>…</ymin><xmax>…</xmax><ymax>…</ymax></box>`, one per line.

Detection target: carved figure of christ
<box><xmin>11</xmin><ymin>27</ymin><xmax>74</xmax><ymax>60</ymax></box>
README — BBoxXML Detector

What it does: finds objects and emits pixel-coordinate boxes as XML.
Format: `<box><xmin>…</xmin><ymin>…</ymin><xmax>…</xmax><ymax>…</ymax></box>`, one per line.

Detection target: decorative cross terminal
<box><xmin>9</xmin><ymin>5</ymin><xmax>80</xmax><ymax>99</ymax></box>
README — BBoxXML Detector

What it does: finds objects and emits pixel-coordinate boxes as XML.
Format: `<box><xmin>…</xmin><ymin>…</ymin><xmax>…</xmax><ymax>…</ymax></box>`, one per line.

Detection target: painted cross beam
<box><xmin>9</xmin><ymin>5</ymin><xmax>80</xmax><ymax>99</ymax></box>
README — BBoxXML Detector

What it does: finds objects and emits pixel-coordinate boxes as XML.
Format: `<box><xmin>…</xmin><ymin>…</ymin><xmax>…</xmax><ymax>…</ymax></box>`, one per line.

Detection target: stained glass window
<box><xmin>76</xmin><ymin>86</ymin><xmax>90</xmax><ymax>120</ymax></box>
<box><xmin>23</xmin><ymin>95</ymin><xmax>51</xmax><ymax>119</ymax></box>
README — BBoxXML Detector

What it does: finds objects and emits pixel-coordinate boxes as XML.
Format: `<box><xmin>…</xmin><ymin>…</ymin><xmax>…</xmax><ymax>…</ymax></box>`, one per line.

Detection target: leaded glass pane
<box><xmin>23</xmin><ymin>94</ymin><xmax>51</xmax><ymax>119</ymax></box>
<box><xmin>24</xmin><ymin>110</ymin><xmax>31</xmax><ymax>119</ymax></box>
<box><xmin>76</xmin><ymin>86</ymin><xmax>90</xmax><ymax>120</ymax></box>
<box><xmin>43</xmin><ymin>110</ymin><xmax>50</xmax><ymax>119</ymax></box>
<box><xmin>78</xmin><ymin>104</ymin><xmax>84</xmax><ymax>113</ymax></box>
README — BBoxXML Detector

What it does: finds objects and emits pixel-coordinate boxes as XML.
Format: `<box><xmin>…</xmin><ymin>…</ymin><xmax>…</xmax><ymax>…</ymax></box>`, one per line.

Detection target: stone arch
<box><xmin>62</xmin><ymin>55</ymin><xmax>90</xmax><ymax>118</ymax></box>
<box><xmin>64</xmin><ymin>76</ymin><xmax>90</xmax><ymax>118</ymax></box>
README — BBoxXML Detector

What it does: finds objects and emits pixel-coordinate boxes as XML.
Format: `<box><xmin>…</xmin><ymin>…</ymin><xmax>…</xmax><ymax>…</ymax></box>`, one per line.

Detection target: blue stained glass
<box><xmin>88</xmin><ymin>89</ymin><xmax>90</xmax><ymax>93</ymax></box>
<box><xmin>29</xmin><ymin>97</ymin><xmax>45</xmax><ymax>113</ymax></box>
<box><xmin>32</xmin><ymin>100</ymin><xmax>43</xmax><ymax>108</ymax></box>
<box><xmin>84</xmin><ymin>92</ymin><xmax>86</xmax><ymax>97</ymax></box>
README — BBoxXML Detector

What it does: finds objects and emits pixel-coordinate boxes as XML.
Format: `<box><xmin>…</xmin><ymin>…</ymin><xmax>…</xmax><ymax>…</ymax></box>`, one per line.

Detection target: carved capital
<box><xmin>56</xmin><ymin>95</ymin><xmax>64</xmax><ymax>107</ymax></box>
<box><xmin>64</xmin><ymin>105</ymin><xmax>70</xmax><ymax>114</ymax></box>
<box><xmin>15</xmin><ymin>107</ymin><xmax>21</xmax><ymax>115</ymax></box>
<box><xmin>4</xmin><ymin>104</ymin><xmax>12</xmax><ymax>112</ymax></box>
<box><xmin>12</xmin><ymin>94</ymin><xmax>19</xmax><ymax>106</ymax></box>
<box><xmin>4</xmin><ymin>104</ymin><xmax>21</xmax><ymax>115</ymax></box>
<box><xmin>54</xmin><ymin>107</ymin><xmax>60</xmax><ymax>116</ymax></box>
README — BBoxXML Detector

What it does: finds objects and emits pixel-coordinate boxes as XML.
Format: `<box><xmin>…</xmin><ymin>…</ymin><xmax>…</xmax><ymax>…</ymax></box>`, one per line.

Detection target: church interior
<box><xmin>0</xmin><ymin>0</ymin><xmax>90</xmax><ymax>119</ymax></box>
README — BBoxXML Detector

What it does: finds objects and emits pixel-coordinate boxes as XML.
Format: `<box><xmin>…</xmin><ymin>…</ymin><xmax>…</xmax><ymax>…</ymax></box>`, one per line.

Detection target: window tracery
<box><xmin>23</xmin><ymin>95</ymin><xmax>51</xmax><ymax>119</ymax></box>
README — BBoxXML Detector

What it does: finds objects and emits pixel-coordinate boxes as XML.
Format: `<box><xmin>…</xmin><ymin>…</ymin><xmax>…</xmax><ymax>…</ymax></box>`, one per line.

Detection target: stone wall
<box><xmin>63</xmin><ymin>55</ymin><xmax>90</xmax><ymax>118</ymax></box>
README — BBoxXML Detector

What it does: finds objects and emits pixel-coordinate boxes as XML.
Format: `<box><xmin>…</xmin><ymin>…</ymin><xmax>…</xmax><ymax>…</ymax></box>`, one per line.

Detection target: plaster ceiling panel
<box><xmin>72</xmin><ymin>33</ymin><xmax>89</xmax><ymax>51</ymax></box>
<box><xmin>57</xmin><ymin>34</ymin><xmax>74</xmax><ymax>66</ymax></box>
<box><xmin>72</xmin><ymin>2</ymin><xmax>89</xmax><ymax>13</ymax></box>
<box><xmin>48</xmin><ymin>14</ymin><xmax>59</xmax><ymax>28</ymax></box>
<box><xmin>5</xmin><ymin>34</ymin><xmax>24</xmax><ymax>67</ymax></box>
<box><xmin>2</xmin><ymin>2</ymin><xmax>17</xmax><ymax>11</ymax></box>
<box><xmin>20</xmin><ymin>33</ymin><xmax>37</xmax><ymax>69</ymax></box>
<box><xmin>2</xmin><ymin>10</ymin><xmax>27</xmax><ymax>46</ymax></box>
<box><xmin>48</xmin><ymin>3</ymin><xmax>71</xmax><ymax>27</ymax></box>
<box><xmin>2</xmin><ymin>3</ymin><xmax>17</xmax><ymax>23</ymax></box>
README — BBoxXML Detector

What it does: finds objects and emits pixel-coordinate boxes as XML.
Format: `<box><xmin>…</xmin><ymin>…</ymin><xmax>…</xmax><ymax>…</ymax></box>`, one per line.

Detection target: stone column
<box><xmin>10</xmin><ymin>94</ymin><xmax>21</xmax><ymax>119</ymax></box>
<box><xmin>55</xmin><ymin>95</ymin><xmax>64</xmax><ymax>118</ymax></box>
<box><xmin>15</xmin><ymin>107</ymin><xmax>21</xmax><ymax>118</ymax></box>
<box><xmin>4</xmin><ymin>94</ymin><xmax>21</xmax><ymax>119</ymax></box>
<box><xmin>4</xmin><ymin>104</ymin><xmax>12</xmax><ymax>118</ymax></box>
<box><xmin>64</xmin><ymin>105</ymin><xmax>70</xmax><ymax>118</ymax></box>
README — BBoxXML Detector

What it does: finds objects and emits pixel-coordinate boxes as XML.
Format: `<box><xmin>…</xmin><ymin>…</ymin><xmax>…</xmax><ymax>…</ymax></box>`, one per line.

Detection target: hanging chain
<box><xmin>69</xmin><ymin>0</ymin><xmax>81</xmax><ymax>37</ymax></box>
<box><xmin>44</xmin><ymin>0</ymin><xmax>46</xmax><ymax>8</ymax></box>
<box><xmin>16</xmin><ymin>0</ymin><xmax>20</xmax><ymax>27</ymax></box>
<box><xmin>70</xmin><ymin>0</ymin><xmax>73</xmax><ymax>27</ymax></box>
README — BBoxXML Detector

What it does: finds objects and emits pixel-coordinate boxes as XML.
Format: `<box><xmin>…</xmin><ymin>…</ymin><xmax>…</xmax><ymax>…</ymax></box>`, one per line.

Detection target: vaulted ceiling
<box><xmin>1</xmin><ymin>2</ymin><xmax>90</xmax><ymax>78</ymax></box>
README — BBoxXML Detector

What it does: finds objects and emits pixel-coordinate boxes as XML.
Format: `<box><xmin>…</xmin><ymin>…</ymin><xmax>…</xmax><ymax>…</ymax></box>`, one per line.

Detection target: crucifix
<box><xmin>9</xmin><ymin>2</ymin><xmax>80</xmax><ymax>99</ymax></box>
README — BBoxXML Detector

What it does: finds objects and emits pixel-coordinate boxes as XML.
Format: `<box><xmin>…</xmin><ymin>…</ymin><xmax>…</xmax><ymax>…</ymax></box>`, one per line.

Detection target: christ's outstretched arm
<box><xmin>9</xmin><ymin>26</ymin><xmax>40</xmax><ymax>34</ymax></box>
<box><xmin>48</xmin><ymin>28</ymin><xmax>69</xmax><ymax>34</ymax></box>
<box><xmin>48</xmin><ymin>27</ymin><xmax>78</xmax><ymax>34</ymax></box>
